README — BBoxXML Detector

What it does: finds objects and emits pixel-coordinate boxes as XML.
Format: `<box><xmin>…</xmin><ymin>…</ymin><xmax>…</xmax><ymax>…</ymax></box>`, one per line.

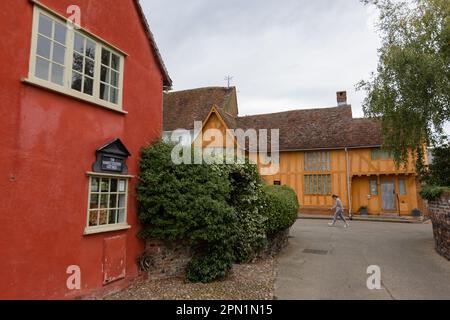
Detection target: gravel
<box><xmin>104</xmin><ymin>258</ymin><xmax>275</xmax><ymax>300</ymax></box>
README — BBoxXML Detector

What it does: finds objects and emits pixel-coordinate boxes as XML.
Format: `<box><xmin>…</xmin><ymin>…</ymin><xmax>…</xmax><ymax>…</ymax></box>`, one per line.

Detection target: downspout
<box><xmin>345</xmin><ymin>147</ymin><xmax>353</xmax><ymax>220</ymax></box>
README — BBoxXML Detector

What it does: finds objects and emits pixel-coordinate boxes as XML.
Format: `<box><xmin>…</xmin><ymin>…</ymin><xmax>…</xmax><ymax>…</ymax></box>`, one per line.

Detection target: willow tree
<box><xmin>358</xmin><ymin>0</ymin><xmax>450</xmax><ymax>172</ymax></box>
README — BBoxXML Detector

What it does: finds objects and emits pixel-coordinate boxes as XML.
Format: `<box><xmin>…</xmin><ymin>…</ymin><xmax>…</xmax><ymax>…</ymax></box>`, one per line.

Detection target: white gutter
<box><xmin>345</xmin><ymin>147</ymin><xmax>353</xmax><ymax>220</ymax></box>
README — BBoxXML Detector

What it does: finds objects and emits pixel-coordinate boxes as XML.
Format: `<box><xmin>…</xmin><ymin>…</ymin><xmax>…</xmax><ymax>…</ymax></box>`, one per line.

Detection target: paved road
<box><xmin>275</xmin><ymin>219</ymin><xmax>450</xmax><ymax>300</ymax></box>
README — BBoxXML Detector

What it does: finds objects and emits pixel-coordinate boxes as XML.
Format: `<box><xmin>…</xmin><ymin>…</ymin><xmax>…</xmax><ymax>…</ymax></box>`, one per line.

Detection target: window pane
<box><xmin>102</xmin><ymin>49</ymin><xmax>110</xmax><ymax>66</ymax></box>
<box><xmin>38</xmin><ymin>14</ymin><xmax>52</xmax><ymax>37</ymax></box>
<box><xmin>100</xmin><ymin>83</ymin><xmax>109</xmax><ymax>101</ymax></box>
<box><xmin>118</xmin><ymin>209</ymin><xmax>126</xmax><ymax>223</ymax></box>
<box><xmin>370</xmin><ymin>179</ymin><xmax>378</xmax><ymax>195</ymax></box>
<box><xmin>99</xmin><ymin>209</ymin><xmax>108</xmax><ymax>225</ymax></box>
<box><xmin>51</xmin><ymin>63</ymin><xmax>64</xmax><ymax>85</ymax></box>
<box><xmin>52</xmin><ymin>43</ymin><xmax>65</xmax><ymax>64</ymax></box>
<box><xmin>89</xmin><ymin>211</ymin><xmax>99</xmax><ymax>227</ymax></box>
<box><xmin>101</xmin><ymin>66</ymin><xmax>109</xmax><ymax>82</ymax></box>
<box><xmin>119</xmin><ymin>180</ymin><xmax>126</xmax><ymax>192</ymax></box>
<box><xmin>101</xmin><ymin>179</ymin><xmax>109</xmax><ymax>192</ymax></box>
<box><xmin>84</xmin><ymin>58</ymin><xmax>94</xmax><ymax>77</ymax></box>
<box><xmin>371</xmin><ymin>149</ymin><xmax>379</xmax><ymax>160</ymax></box>
<box><xmin>111</xmin><ymin>54</ymin><xmax>120</xmax><ymax>71</ymax></box>
<box><xmin>91</xmin><ymin>177</ymin><xmax>99</xmax><ymax>192</ymax></box>
<box><xmin>110</xmin><ymin>87</ymin><xmax>118</xmax><ymax>104</ymax></box>
<box><xmin>90</xmin><ymin>194</ymin><xmax>99</xmax><ymax>209</ymax></box>
<box><xmin>74</xmin><ymin>33</ymin><xmax>84</xmax><ymax>54</ymax></box>
<box><xmin>109</xmin><ymin>194</ymin><xmax>117</xmax><ymax>209</ymax></box>
<box><xmin>110</xmin><ymin>70</ymin><xmax>119</xmax><ymax>87</ymax></box>
<box><xmin>100</xmin><ymin>194</ymin><xmax>108</xmax><ymax>208</ymax></box>
<box><xmin>72</xmin><ymin>53</ymin><xmax>83</xmax><ymax>72</ymax></box>
<box><xmin>35</xmin><ymin>57</ymin><xmax>50</xmax><ymax>80</ymax></box>
<box><xmin>37</xmin><ymin>35</ymin><xmax>51</xmax><ymax>59</ymax></box>
<box><xmin>71</xmin><ymin>72</ymin><xmax>82</xmax><ymax>91</ymax></box>
<box><xmin>399</xmin><ymin>178</ymin><xmax>407</xmax><ymax>195</ymax></box>
<box><xmin>118</xmin><ymin>194</ymin><xmax>126</xmax><ymax>208</ymax></box>
<box><xmin>83</xmin><ymin>77</ymin><xmax>93</xmax><ymax>95</ymax></box>
<box><xmin>85</xmin><ymin>39</ymin><xmax>96</xmax><ymax>59</ymax></box>
<box><xmin>54</xmin><ymin>23</ymin><xmax>67</xmax><ymax>44</ymax></box>
<box><xmin>108</xmin><ymin>210</ymin><xmax>117</xmax><ymax>224</ymax></box>
<box><xmin>110</xmin><ymin>179</ymin><xmax>118</xmax><ymax>192</ymax></box>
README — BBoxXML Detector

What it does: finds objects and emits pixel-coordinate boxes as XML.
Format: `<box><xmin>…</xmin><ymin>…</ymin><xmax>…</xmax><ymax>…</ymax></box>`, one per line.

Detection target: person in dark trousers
<box><xmin>329</xmin><ymin>194</ymin><xmax>349</xmax><ymax>228</ymax></box>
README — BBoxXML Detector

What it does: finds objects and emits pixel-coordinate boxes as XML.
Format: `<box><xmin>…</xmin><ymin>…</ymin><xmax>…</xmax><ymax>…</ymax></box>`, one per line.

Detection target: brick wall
<box><xmin>137</xmin><ymin>239</ymin><xmax>193</xmax><ymax>280</ymax></box>
<box><xmin>137</xmin><ymin>228</ymin><xmax>292</xmax><ymax>280</ymax></box>
<box><xmin>428</xmin><ymin>192</ymin><xmax>450</xmax><ymax>260</ymax></box>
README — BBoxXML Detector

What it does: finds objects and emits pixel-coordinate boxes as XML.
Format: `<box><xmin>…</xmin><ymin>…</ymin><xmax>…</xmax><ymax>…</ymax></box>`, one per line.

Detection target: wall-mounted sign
<box><xmin>101</xmin><ymin>156</ymin><xmax>124</xmax><ymax>173</ymax></box>
<box><xmin>93</xmin><ymin>139</ymin><xmax>131</xmax><ymax>175</ymax></box>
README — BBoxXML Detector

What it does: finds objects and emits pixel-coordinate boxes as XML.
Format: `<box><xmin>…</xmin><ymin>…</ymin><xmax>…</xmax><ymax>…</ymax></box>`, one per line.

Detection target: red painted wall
<box><xmin>0</xmin><ymin>0</ymin><xmax>165</xmax><ymax>299</ymax></box>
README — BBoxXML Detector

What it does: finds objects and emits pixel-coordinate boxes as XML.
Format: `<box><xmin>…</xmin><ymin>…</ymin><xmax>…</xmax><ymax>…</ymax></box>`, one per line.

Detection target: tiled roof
<box><xmin>134</xmin><ymin>0</ymin><xmax>172</xmax><ymax>88</ymax></box>
<box><xmin>163</xmin><ymin>87</ymin><xmax>383</xmax><ymax>150</ymax></box>
<box><xmin>163</xmin><ymin>87</ymin><xmax>236</xmax><ymax>131</ymax></box>
<box><xmin>237</xmin><ymin>107</ymin><xmax>382</xmax><ymax>150</ymax></box>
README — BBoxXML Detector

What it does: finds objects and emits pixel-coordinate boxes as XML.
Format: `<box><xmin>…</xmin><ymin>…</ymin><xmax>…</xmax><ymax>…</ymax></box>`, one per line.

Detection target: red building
<box><xmin>0</xmin><ymin>0</ymin><xmax>171</xmax><ymax>299</ymax></box>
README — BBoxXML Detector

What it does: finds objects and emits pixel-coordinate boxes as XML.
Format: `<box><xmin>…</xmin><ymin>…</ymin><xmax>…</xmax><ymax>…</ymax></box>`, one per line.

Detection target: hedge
<box><xmin>261</xmin><ymin>185</ymin><xmax>299</xmax><ymax>235</ymax></box>
<box><xmin>137</xmin><ymin>142</ymin><xmax>299</xmax><ymax>282</ymax></box>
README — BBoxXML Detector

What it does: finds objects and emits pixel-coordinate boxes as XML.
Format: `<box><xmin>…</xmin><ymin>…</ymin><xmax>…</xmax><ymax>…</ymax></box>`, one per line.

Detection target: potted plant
<box><xmin>359</xmin><ymin>206</ymin><xmax>368</xmax><ymax>215</ymax></box>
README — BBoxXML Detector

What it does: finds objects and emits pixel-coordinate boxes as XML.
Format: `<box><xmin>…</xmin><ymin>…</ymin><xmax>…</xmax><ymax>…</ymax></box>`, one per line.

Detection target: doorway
<box><xmin>381</xmin><ymin>180</ymin><xmax>397</xmax><ymax>213</ymax></box>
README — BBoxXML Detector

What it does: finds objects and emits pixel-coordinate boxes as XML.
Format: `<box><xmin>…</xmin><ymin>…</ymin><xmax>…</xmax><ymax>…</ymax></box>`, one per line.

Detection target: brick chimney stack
<box><xmin>337</xmin><ymin>91</ymin><xmax>347</xmax><ymax>106</ymax></box>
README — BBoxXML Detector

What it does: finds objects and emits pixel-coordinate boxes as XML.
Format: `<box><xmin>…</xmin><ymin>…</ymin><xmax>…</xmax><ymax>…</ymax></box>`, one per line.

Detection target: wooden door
<box><xmin>381</xmin><ymin>180</ymin><xmax>396</xmax><ymax>212</ymax></box>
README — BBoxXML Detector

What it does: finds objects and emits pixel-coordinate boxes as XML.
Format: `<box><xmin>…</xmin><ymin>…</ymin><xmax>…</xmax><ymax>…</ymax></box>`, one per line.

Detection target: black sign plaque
<box><xmin>101</xmin><ymin>156</ymin><xmax>124</xmax><ymax>172</ymax></box>
<box><xmin>92</xmin><ymin>139</ymin><xmax>131</xmax><ymax>175</ymax></box>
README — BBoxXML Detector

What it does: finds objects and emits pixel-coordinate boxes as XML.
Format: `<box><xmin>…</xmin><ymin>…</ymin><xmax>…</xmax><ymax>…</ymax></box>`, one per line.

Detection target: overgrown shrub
<box><xmin>186</xmin><ymin>244</ymin><xmax>235</xmax><ymax>283</ymax></box>
<box><xmin>420</xmin><ymin>185</ymin><xmax>450</xmax><ymax>201</ymax></box>
<box><xmin>137</xmin><ymin>141</ymin><xmax>299</xmax><ymax>282</ymax></box>
<box><xmin>261</xmin><ymin>185</ymin><xmax>299</xmax><ymax>235</ymax></box>
<box><xmin>137</xmin><ymin>142</ymin><xmax>237</xmax><ymax>282</ymax></box>
<box><xmin>228</xmin><ymin>163</ymin><xmax>267</xmax><ymax>263</ymax></box>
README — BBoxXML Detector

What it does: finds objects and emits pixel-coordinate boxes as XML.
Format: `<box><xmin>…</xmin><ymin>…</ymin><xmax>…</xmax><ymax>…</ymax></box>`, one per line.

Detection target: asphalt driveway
<box><xmin>275</xmin><ymin>219</ymin><xmax>450</xmax><ymax>300</ymax></box>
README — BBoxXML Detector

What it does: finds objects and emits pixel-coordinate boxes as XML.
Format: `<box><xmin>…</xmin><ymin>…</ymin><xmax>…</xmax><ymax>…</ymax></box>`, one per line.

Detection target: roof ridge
<box><xmin>238</xmin><ymin>105</ymin><xmax>352</xmax><ymax>119</ymax></box>
<box><xmin>165</xmin><ymin>86</ymin><xmax>236</xmax><ymax>95</ymax></box>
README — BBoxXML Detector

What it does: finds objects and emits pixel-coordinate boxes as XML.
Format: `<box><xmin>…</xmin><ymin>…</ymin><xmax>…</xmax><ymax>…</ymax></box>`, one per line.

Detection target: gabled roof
<box><xmin>163</xmin><ymin>87</ymin><xmax>236</xmax><ymax>131</ymax></box>
<box><xmin>97</xmin><ymin>138</ymin><xmax>131</xmax><ymax>156</ymax></box>
<box><xmin>163</xmin><ymin>86</ymin><xmax>383</xmax><ymax>151</ymax></box>
<box><xmin>133</xmin><ymin>0</ymin><xmax>172</xmax><ymax>88</ymax></box>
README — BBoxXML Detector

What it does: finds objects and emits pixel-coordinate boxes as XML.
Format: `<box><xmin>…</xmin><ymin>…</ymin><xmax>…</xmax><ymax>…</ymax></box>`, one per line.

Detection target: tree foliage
<box><xmin>422</xmin><ymin>143</ymin><xmax>450</xmax><ymax>186</ymax></box>
<box><xmin>358</xmin><ymin>0</ymin><xmax>450</xmax><ymax>170</ymax></box>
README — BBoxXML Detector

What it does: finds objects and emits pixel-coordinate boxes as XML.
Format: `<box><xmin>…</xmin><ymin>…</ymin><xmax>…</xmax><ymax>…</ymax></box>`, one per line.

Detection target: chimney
<box><xmin>337</xmin><ymin>91</ymin><xmax>347</xmax><ymax>106</ymax></box>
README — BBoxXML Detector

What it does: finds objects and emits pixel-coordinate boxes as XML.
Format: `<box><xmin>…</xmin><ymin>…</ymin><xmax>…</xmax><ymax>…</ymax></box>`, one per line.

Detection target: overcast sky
<box><xmin>141</xmin><ymin>0</ymin><xmax>382</xmax><ymax>118</ymax></box>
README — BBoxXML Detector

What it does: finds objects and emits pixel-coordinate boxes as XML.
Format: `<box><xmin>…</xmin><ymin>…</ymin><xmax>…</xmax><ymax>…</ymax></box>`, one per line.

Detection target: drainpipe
<box><xmin>345</xmin><ymin>147</ymin><xmax>353</xmax><ymax>220</ymax></box>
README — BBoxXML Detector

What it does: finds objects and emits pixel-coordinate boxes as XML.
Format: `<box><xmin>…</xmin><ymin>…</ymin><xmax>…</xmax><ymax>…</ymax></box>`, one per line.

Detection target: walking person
<box><xmin>329</xmin><ymin>194</ymin><xmax>349</xmax><ymax>228</ymax></box>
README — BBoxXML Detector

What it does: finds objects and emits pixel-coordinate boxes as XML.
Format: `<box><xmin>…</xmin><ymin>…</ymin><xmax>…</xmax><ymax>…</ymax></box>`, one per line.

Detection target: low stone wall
<box><xmin>137</xmin><ymin>238</ymin><xmax>193</xmax><ymax>280</ymax></box>
<box><xmin>259</xmin><ymin>229</ymin><xmax>290</xmax><ymax>259</ymax></box>
<box><xmin>137</xmin><ymin>228</ymin><xmax>292</xmax><ymax>280</ymax></box>
<box><xmin>428</xmin><ymin>192</ymin><xmax>450</xmax><ymax>261</ymax></box>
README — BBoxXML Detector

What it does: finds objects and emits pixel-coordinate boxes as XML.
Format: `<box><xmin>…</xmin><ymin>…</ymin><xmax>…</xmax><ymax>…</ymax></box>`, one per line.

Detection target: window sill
<box><xmin>84</xmin><ymin>224</ymin><xmax>131</xmax><ymax>236</ymax></box>
<box><xmin>86</xmin><ymin>172</ymin><xmax>134</xmax><ymax>179</ymax></box>
<box><xmin>22</xmin><ymin>77</ymin><xmax>128</xmax><ymax>115</ymax></box>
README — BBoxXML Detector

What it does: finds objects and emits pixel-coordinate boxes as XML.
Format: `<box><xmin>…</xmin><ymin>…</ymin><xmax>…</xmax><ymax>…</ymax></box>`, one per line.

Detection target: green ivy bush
<box><xmin>261</xmin><ymin>185</ymin><xmax>299</xmax><ymax>235</ymax></box>
<box><xmin>228</xmin><ymin>163</ymin><xmax>267</xmax><ymax>263</ymax></box>
<box><xmin>137</xmin><ymin>142</ymin><xmax>237</xmax><ymax>282</ymax></box>
<box><xmin>137</xmin><ymin>142</ymin><xmax>299</xmax><ymax>282</ymax></box>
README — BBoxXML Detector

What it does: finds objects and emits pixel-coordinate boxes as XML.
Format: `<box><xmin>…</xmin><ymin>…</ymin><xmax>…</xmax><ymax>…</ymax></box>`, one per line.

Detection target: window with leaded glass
<box><xmin>304</xmin><ymin>151</ymin><xmax>331</xmax><ymax>171</ymax></box>
<box><xmin>87</xmin><ymin>176</ymin><xmax>128</xmax><ymax>230</ymax></box>
<box><xmin>304</xmin><ymin>174</ymin><xmax>332</xmax><ymax>195</ymax></box>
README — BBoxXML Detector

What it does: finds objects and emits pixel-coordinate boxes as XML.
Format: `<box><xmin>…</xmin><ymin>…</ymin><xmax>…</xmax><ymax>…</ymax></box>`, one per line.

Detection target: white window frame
<box><xmin>84</xmin><ymin>173</ymin><xmax>132</xmax><ymax>235</ymax></box>
<box><xmin>26</xmin><ymin>4</ymin><xmax>126</xmax><ymax>114</ymax></box>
